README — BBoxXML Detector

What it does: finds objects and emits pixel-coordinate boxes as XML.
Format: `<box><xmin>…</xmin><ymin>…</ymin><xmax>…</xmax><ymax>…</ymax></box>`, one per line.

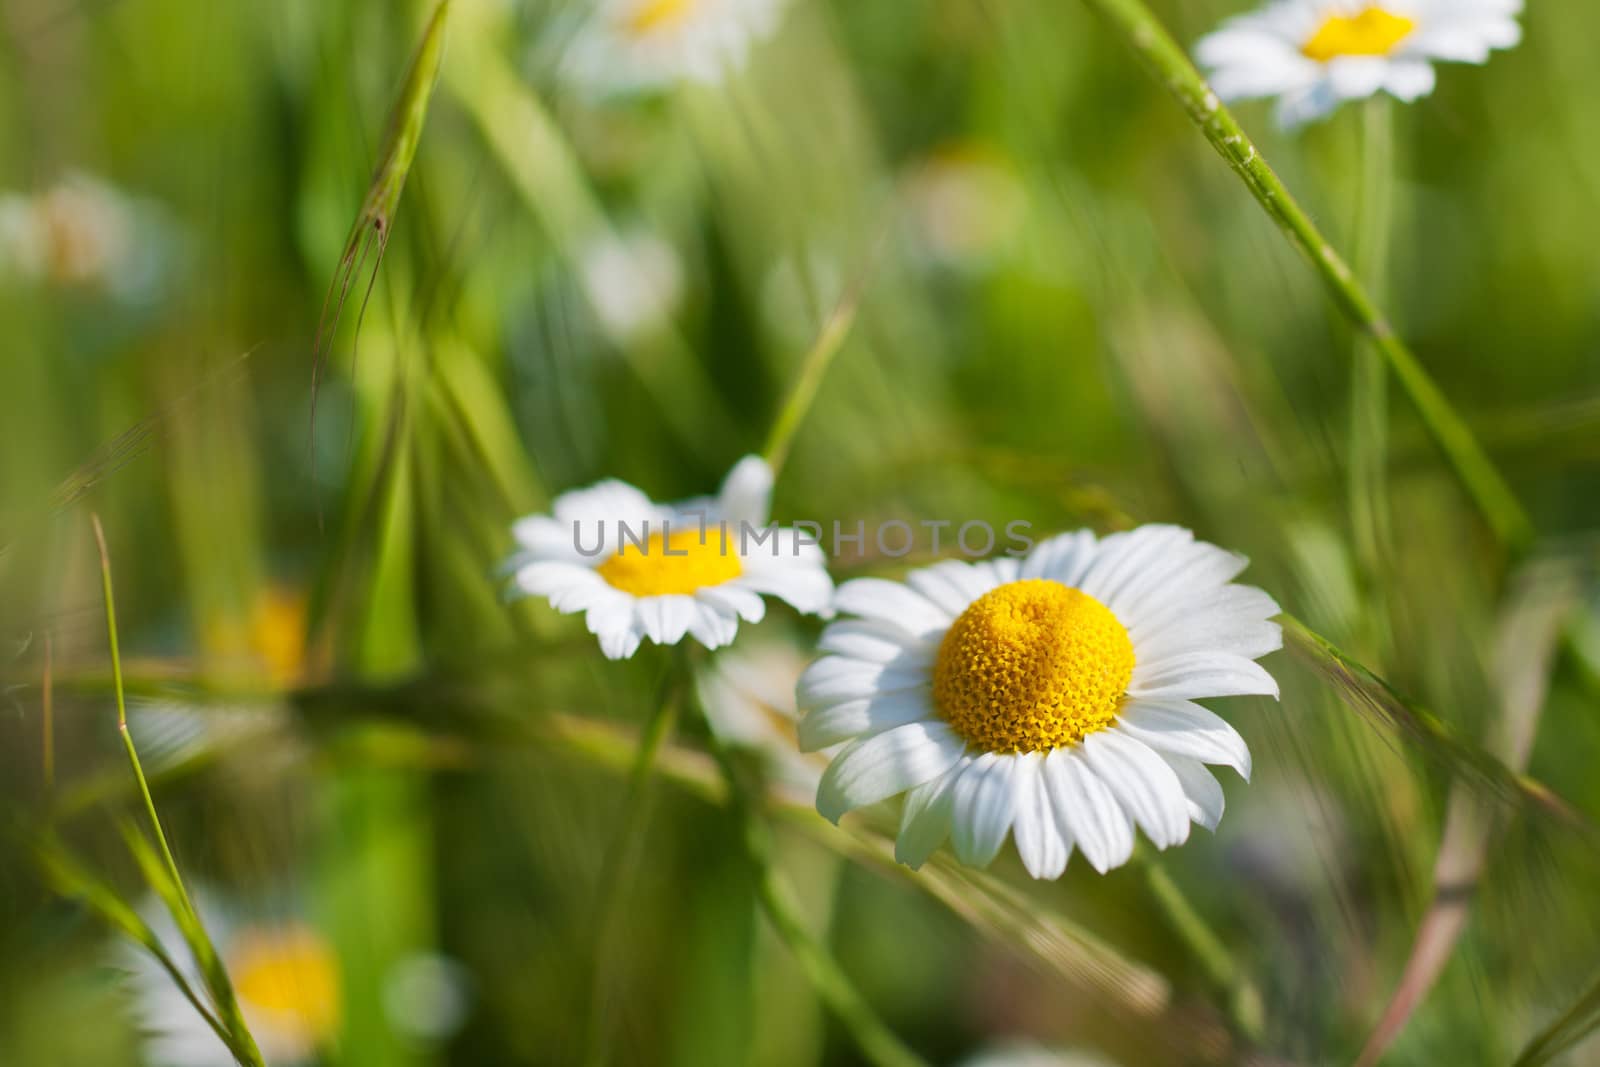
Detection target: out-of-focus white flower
<box><xmin>1195</xmin><ymin>0</ymin><xmax>1524</xmax><ymax>128</ymax></box>
<box><xmin>0</xmin><ymin>172</ymin><xmax>177</xmax><ymax>302</ymax></box>
<box><xmin>577</xmin><ymin>228</ymin><xmax>685</xmax><ymax>342</ymax></box>
<box><xmin>382</xmin><ymin>952</ymin><xmax>473</xmax><ymax>1043</ymax></box>
<box><xmin>562</xmin><ymin>0</ymin><xmax>790</xmax><ymax>94</ymax></box>
<box><xmin>802</xmin><ymin>525</ymin><xmax>1281</xmax><ymax>880</ymax></box>
<box><xmin>959</xmin><ymin>1042</ymin><xmax>1121</xmax><ymax>1067</ymax></box>
<box><xmin>697</xmin><ymin>637</ymin><xmax>832</xmax><ymax>791</ymax></box>
<box><xmin>903</xmin><ymin>143</ymin><xmax>1027</xmax><ymax>271</ymax></box>
<box><xmin>504</xmin><ymin>456</ymin><xmax>834</xmax><ymax>659</ymax></box>
<box><xmin>121</xmin><ymin>891</ymin><xmax>340</xmax><ymax>1067</ymax></box>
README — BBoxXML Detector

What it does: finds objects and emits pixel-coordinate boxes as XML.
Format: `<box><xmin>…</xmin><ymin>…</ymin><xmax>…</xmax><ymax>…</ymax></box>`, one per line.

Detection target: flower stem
<box><xmin>1076</xmin><ymin>0</ymin><xmax>1534</xmax><ymax>554</ymax></box>
<box><xmin>582</xmin><ymin>659</ymin><xmax>684</xmax><ymax>1067</ymax></box>
<box><xmin>691</xmin><ymin>664</ymin><xmax>929</xmax><ymax>1067</ymax></box>
<box><xmin>1139</xmin><ymin>852</ymin><xmax>1264</xmax><ymax>1043</ymax></box>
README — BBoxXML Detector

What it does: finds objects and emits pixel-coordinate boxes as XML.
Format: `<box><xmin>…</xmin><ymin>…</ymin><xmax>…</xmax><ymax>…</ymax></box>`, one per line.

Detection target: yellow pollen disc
<box><xmin>933</xmin><ymin>579</ymin><xmax>1135</xmax><ymax>754</ymax></box>
<box><xmin>596</xmin><ymin>528</ymin><xmax>742</xmax><ymax>597</ymax></box>
<box><xmin>1301</xmin><ymin>7</ymin><xmax>1416</xmax><ymax>62</ymax></box>
<box><xmin>229</xmin><ymin>925</ymin><xmax>341</xmax><ymax>1042</ymax></box>
<box><xmin>624</xmin><ymin>0</ymin><xmax>699</xmax><ymax>35</ymax></box>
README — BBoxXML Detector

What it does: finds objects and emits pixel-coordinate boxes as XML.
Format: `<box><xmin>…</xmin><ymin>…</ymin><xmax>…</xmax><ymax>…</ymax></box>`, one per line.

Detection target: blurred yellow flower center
<box><xmin>229</xmin><ymin>925</ymin><xmax>341</xmax><ymax>1043</ymax></box>
<box><xmin>624</xmin><ymin>0</ymin><xmax>699</xmax><ymax>35</ymax></box>
<box><xmin>1302</xmin><ymin>7</ymin><xmax>1416</xmax><ymax>62</ymax></box>
<box><xmin>597</xmin><ymin>527</ymin><xmax>742</xmax><ymax>596</ymax></box>
<box><xmin>933</xmin><ymin>580</ymin><xmax>1134</xmax><ymax>754</ymax></box>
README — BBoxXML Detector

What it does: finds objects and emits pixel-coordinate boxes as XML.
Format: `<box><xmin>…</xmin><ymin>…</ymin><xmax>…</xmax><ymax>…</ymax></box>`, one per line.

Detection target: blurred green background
<box><xmin>2</xmin><ymin>0</ymin><xmax>1598</xmax><ymax>1064</ymax></box>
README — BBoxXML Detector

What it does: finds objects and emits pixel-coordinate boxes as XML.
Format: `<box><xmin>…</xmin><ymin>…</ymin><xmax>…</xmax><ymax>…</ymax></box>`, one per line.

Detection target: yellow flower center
<box><xmin>596</xmin><ymin>527</ymin><xmax>742</xmax><ymax>597</ymax></box>
<box><xmin>623</xmin><ymin>0</ymin><xmax>699</xmax><ymax>35</ymax></box>
<box><xmin>1301</xmin><ymin>7</ymin><xmax>1417</xmax><ymax>62</ymax></box>
<box><xmin>933</xmin><ymin>580</ymin><xmax>1134</xmax><ymax>754</ymax></box>
<box><xmin>229</xmin><ymin>925</ymin><xmax>341</xmax><ymax>1043</ymax></box>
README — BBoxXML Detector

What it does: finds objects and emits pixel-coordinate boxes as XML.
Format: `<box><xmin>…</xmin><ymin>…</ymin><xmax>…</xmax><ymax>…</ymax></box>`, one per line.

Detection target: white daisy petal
<box><xmin>1020</xmin><ymin>530</ymin><xmax>1098</xmax><ymax>585</ymax></box>
<box><xmin>1117</xmin><ymin>700</ymin><xmax>1253</xmax><ymax>779</ymax></box>
<box><xmin>696</xmin><ymin>584</ymin><xmax>768</xmax><ymax>624</ymax></box>
<box><xmin>817</xmin><ymin>620</ymin><xmax>935</xmax><ymax>667</ymax></box>
<box><xmin>815</xmin><ymin>721</ymin><xmax>967</xmax><ymax>824</ymax></box>
<box><xmin>1042</xmin><ymin>749</ymin><xmax>1135</xmax><ymax>874</ymax></box>
<box><xmin>716</xmin><ymin>454</ymin><xmax>774</xmax><ymax>527</ymax></box>
<box><xmin>1161</xmin><ymin>752</ymin><xmax>1227</xmax><ymax>831</ymax></box>
<box><xmin>896</xmin><ymin>764</ymin><xmax>964</xmax><ymax>869</ymax></box>
<box><xmin>686</xmin><ymin>602</ymin><xmax>740</xmax><ymax>650</ymax></box>
<box><xmin>832</xmin><ymin>578</ymin><xmax>952</xmax><ymax>636</ymax></box>
<box><xmin>905</xmin><ymin>559</ymin><xmax>1006</xmax><ymax>615</ymax></box>
<box><xmin>951</xmin><ymin>753</ymin><xmax>1020</xmax><ymax>868</ymax></box>
<box><xmin>796</xmin><ymin>657</ymin><xmax>928</xmax><ymax>710</ymax></box>
<box><xmin>637</xmin><ymin>595</ymin><xmax>697</xmax><ymax>645</ymax></box>
<box><xmin>797</xmin><ymin>690</ymin><xmax>936</xmax><ymax>752</ymax></box>
<box><xmin>1129</xmin><ymin>651</ymin><xmax>1281</xmax><ymax>701</ymax></box>
<box><xmin>1011</xmin><ymin>753</ymin><xmax>1072</xmax><ymax>880</ymax></box>
<box><xmin>1080</xmin><ymin>732</ymin><xmax>1191</xmax><ymax>850</ymax></box>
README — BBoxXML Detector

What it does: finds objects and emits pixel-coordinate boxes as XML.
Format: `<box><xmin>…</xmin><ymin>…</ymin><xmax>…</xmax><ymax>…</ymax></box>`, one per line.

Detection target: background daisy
<box><xmin>560</xmin><ymin>0</ymin><xmax>789</xmax><ymax>94</ymax></box>
<box><xmin>1195</xmin><ymin>0</ymin><xmax>1524</xmax><ymax>126</ymax></box>
<box><xmin>505</xmin><ymin>456</ymin><xmax>833</xmax><ymax>659</ymax></box>
<box><xmin>801</xmin><ymin>525</ymin><xmax>1281</xmax><ymax>879</ymax></box>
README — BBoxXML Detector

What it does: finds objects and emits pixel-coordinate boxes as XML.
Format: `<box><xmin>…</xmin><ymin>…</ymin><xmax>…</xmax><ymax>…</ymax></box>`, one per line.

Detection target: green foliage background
<box><xmin>1</xmin><ymin>0</ymin><xmax>1598</xmax><ymax>1064</ymax></box>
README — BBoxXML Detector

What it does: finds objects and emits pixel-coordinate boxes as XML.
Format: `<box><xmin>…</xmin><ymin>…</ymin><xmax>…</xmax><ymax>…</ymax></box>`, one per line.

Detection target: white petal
<box><xmin>951</xmin><ymin>753</ymin><xmax>1021</xmax><ymax>868</ymax></box>
<box><xmin>1080</xmin><ymin>732</ymin><xmax>1192</xmax><ymax>850</ymax></box>
<box><xmin>594</xmin><ymin>608</ymin><xmax>646</xmax><ymax>660</ymax></box>
<box><xmin>1383</xmin><ymin>57</ymin><xmax>1436</xmax><ymax>101</ymax></box>
<box><xmin>1325</xmin><ymin>56</ymin><xmax>1391</xmax><ymax>100</ymax></box>
<box><xmin>896</xmin><ymin>764</ymin><xmax>963</xmax><ymax>869</ymax></box>
<box><xmin>736</xmin><ymin>564</ymin><xmax>834</xmax><ymax>618</ymax></box>
<box><xmin>815</xmin><ymin>721</ymin><xmax>966</xmax><ymax>824</ymax></box>
<box><xmin>816</xmin><ymin>620</ymin><xmax>935</xmax><ymax>667</ymax></box>
<box><xmin>1041</xmin><ymin>748</ymin><xmax>1134</xmax><ymax>874</ymax></box>
<box><xmin>686</xmin><ymin>601</ymin><xmax>740</xmax><ymax>650</ymax></box>
<box><xmin>832</xmin><ymin>578</ymin><xmax>952</xmax><ymax>637</ymax></box>
<box><xmin>1010</xmin><ymin>753</ymin><xmax>1071</xmax><ymax>880</ymax></box>
<box><xmin>636</xmin><ymin>594</ymin><xmax>697</xmax><ymax>645</ymax></box>
<box><xmin>1133</xmin><ymin>612</ymin><xmax>1283</xmax><ymax>664</ymax></box>
<box><xmin>796</xmin><ymin>657</ymin><xmax>928</xmax><ymax>710</ymax></box>
<box><xmin>1116</xmin><ymin>699</ymin><xmax>1253</xmax><ymax>779</ymax></box>
<box><xmin>511</xmin><ymin>560</ymin><xmax>600</xmax><ymax>600</ymax></box>
<box><xmin>1161</xmin><ymin>752</ymin><xmax>1227</xmax><ymax>831</ymax></box>
<box><xmin>696</xmin><ymin>584</ymin><xmax>767</xmax><ymax>624</ymax></box>
<box><xmin>1128</xmin><ymin>651</ymin><xmax>1280</xmax><ymax>701</ymax></box>
<box><xmin>716</xmin><ymin>455</ymin><xmax>774</xmax><ymax>527</ymax></box>
<box><xmin>1077</xmin><ymin>525</ymin><xmax>1195</xmax><ymax>611</ymax></box>
<box><xmin>797</xmin><ymin>689</ymin><xmax>936</xmax><ymax>752</ymax></box>
<box><xmin>1128</xmin><ymin>584</ymin><xmax>1280</xmax><ymax>645</ymax></box>
<box><xmin>1020</xmin><ymin>530</ymin><xmax>1098</xmax><ymax>585</ymax></box>
<box><xmin>905</xmin><ymin>560</ymin><xmax>1004</xmax><ymax>616</ymax></box>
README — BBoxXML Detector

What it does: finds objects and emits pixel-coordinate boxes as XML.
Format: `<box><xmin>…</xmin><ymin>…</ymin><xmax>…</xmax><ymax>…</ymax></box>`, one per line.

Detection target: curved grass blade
<box><xmin>309</xmin><ymin>0</ymin><xmax>451</xmax><ymax>501</ymax></box>
<box><xmin>1355</xmin><ymin>558</ymin><xmax>1582</xmax><ymax>1065</ymax></box>
<box><xmin>1513</xmin><ymin>969</ymin><xmax>1600</xmax><ymax>1067</ymax></box>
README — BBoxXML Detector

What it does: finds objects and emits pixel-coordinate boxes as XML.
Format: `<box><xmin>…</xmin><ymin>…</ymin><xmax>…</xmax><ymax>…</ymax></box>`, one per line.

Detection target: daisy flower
<box><xmin>561</xmin><ymin>0</ymin><xmax>789</xmax><ymax>94</ymax></box>
<box><xmin>1195</xmin><ymin>0</ymin><xmax>1524</xmax><ymax>128</ymax></box>
<box><xmin>121</xmin><ymin>891</ymin><xmax>340</xmax><ymax>1067</ymax></box>
<box><xmin>505</xmin><ymin>456</ymin><xmax>833</xmax><ymax>659</ymax></box>
<box><xmin>799</xmin><ymin>525</ymin><xmax>1281</xmax><ymax>880</ymax></box>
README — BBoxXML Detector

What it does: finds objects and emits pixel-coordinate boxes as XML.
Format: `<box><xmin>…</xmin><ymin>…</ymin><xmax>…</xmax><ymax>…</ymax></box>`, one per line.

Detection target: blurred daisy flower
<box><xmin>0</xmin><ymin>171</ymin><xmax>178</xmax><ymax>303</ymax></box>
<box><xmin>577</xmin><ymin>227</ymin><xmax>685</xmax><ymax>343</ymax></box>
<box><xmin>1195</xmin><ymin>0</ymin><xmax>1524</xmax><ymax>128</ymax></box>
<box><xmin>122</xmin><ymin>892</ymin><xmax>340</xmax><ymax>1067</ymax></box>
<box><xmin>697</xmin><ymin>637</ymin><xmax>830</xmax><ymax>791</ymax></box>
<box><xmin>902</xmin><ymin>142</ymin><xmax>1027</xmax><ymax>272</ymax></box>
<box><xmin>800</xmin><ymin>525</ymin><xmax>1280</xmax><ymax>880</ymax></box>
<box><xmin>562</xmin><ymin>0</ymin><xmax>789</xmax><ymax>94</ymax></box>
<box><xmin>505</xmin><ymin>456</ymin><xmax>833</xmax><ymax>659</ymax></box>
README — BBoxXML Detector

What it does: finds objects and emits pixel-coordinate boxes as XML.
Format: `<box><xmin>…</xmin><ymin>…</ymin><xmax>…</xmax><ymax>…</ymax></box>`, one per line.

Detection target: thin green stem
<box><xmin>1512</xmin><ymin>967</ymin><xmax>1600</xmax><ymax>1066</ymax></box>
<box><xmin>1139</xmin><ymin>853</ymin><xmax>1264</xmax><ymax>1043</ymax></box>
<box><xmin>92</xmin><ymin>516</ymin><xmax>193</xmax><ymax>918</ymax></box>
<box><xmin>91</xmin><ymin>515</ymin><xmax>267</xmax><ymax>1067</ymax></box>
<box><xmin>1077</xmin><ymin>0</ymin><xmax>1534</xmax><ymax>553</ymax></box>
<box><xmin>581</xmin><ymin>661</ymin><xmax>684</xmax><ymax>1067</ymax></box>
<box><xmin>762</xmin><ymin>238</ymin><xmax>881</xmax><ymax>479</ymax></box>
<box><xmin>691</xmin><ymin>668</ymin><xmax>928</xmax><ymax>1067</ymax></box>
<box><xmin>1349</xmin><ymin>97</ymin><xmax>1395</xmax><ymax>589</ymax></box>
